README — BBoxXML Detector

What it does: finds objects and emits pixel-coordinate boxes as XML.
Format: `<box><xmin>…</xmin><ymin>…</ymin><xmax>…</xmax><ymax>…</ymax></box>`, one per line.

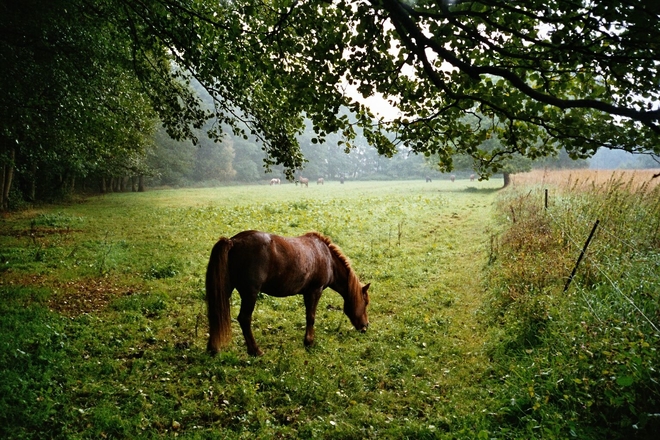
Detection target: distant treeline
<box><xmin>5</xmin><ymin>121</ymin><xmax>593</xmax><ymax>210</ymax></box>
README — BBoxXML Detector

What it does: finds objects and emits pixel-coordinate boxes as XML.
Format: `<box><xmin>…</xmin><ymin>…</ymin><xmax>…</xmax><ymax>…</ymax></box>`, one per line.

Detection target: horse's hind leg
<box><xmin>236</xmin><ymin>290</ymin><xmax>263</xmax><ymax>356</ymax></box>
<box><xmin>303</xmin><ymin>289</ymin><xmax>323</xmax><ymax>347</ymax></box>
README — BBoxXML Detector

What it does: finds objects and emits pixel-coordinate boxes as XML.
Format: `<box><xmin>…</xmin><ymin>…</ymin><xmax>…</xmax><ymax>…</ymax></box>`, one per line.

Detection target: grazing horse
<box><xmin>269</xmin><ymin>178</ymin><xmax>280</xmax><ymax>185</ymax></box>
<box><xmin>470</xmin><ymin>174</ymin><xmax>475</xmax><ymax>182</ymax></box>
<box><xmin>299</xmin><ymin>177</ymin><xmax>309</xmax><ymax>187</ymax></box>
<box><xmin>317</xmin><ymin>178</ymin><xmax>324</xmax><ymax>185</ymax></box>
<box><xmin>425</xmin><ymin>176</ymin><xmax>432</xmax><ymax>182</ymax></box>
<box><xmin>450</xmin><ymin>174</ymin><xmax>456</xmax><ymax>182</ymax></box>
<box><xmin>206</xmin><ymin>230</ymin><xmax>370</xmax><ymax>356</ymax></box>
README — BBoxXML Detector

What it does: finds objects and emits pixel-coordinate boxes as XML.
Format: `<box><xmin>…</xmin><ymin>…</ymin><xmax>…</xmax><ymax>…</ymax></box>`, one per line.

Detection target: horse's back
<box><xmin>227</xmin><ymin>231</ymin><xmax>333</xmax><ymax>296</ymax></box>
<box><xmin>228</xmin><ymin>229</ymin><xmax>271</xmax><ymax>262</ymax></box>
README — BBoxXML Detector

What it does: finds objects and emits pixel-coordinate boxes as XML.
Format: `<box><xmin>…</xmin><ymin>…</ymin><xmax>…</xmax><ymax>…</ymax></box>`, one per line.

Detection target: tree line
<box><xmin>2</xmin><ymin>0</ymin><xmax>657</xmax><ymax>209</ymax></box>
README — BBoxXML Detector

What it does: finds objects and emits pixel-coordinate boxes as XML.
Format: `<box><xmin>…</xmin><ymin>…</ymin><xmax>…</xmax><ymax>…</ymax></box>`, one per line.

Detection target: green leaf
<box><xmin>616</xmin><ymin>376</ymin><xmax>634</xmax><ymax>387</ymax></box>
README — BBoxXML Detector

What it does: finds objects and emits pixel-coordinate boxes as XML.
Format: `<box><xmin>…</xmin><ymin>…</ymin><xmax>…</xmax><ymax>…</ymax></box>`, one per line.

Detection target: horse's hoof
<box><xmin>248</xmin><ymin>348</ymin><xmax>264</xmax><ymax>357</ymax></box>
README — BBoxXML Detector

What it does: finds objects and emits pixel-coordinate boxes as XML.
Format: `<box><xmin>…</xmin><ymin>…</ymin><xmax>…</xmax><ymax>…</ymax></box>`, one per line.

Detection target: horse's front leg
<box><xmin>236</xmin><ymin>290</ymin><xmax>263</xmax><ymax>356</ymax></box>
<box><xmin>303</xmin><ymin>289</ymin><xmax>323</xmax><ymax>347</ymax></box>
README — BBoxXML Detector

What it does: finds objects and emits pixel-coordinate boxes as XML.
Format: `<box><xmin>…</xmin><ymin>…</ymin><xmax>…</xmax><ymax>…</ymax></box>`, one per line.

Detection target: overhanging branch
<box><xmin>376</xmin><ymin>0</ymin><xmax>660</xmax><ymax>132</ymax></box>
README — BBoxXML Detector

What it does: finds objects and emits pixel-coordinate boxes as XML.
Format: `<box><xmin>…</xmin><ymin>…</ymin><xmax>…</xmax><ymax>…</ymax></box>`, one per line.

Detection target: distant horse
<box><xmin>317</xmin><ymin>178</ymin><xmax>324</xmax><ymax>185</ymax></box>
<box><xmin>450</xmin><ymin>175</ymin><xmax>456</xmax><ymax>182</ymax></box>
<box><xmin>470</xmin><ymin>174</ymin><xmax>475</xmax><ymax>182</ymax></box>
<box><xmin>269</xmin><ymin>178</ymin><xmax>280</xmax><ymax>185</ymax></box>
<box><xmin>206</xmin><ymin>230</ymin><xmax>370</xmax><ymax>356</ymax></box>
<box><xmin>299</xmin><ymin>177</ymin><xmax>309</xmax><ymax>187</ymax></box>
<box><xmin>425</xmin><ymin>176</ymin><xmax>432</xmax><ymax>182</ymax></box>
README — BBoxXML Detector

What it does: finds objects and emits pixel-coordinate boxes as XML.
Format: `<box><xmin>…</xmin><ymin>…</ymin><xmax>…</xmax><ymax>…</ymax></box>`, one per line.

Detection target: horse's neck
<box><xmin>330</xmin><ymin>257</ymin><xmax>353</xmax><ymax>297</ymax></box>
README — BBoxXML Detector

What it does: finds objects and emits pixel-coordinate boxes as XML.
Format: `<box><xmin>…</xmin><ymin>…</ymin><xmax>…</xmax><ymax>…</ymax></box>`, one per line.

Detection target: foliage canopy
<box><xmin>2</xmin><ymin>0</ymin><xmax>659</xmax><ymax>187</ymax></box>
<box><xmin>111</xmin><ymin>0</ymin><xmax>659</xmax><ymax>176</ymax></box>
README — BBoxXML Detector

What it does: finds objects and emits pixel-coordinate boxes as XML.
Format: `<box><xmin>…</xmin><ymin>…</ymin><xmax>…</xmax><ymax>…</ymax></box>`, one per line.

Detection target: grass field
<box><xmin>509</xmin><ymin>168</ymin><xmax>660</xmax><ymax>191</ymax></box>
<box><xmin>3</xmin><ymin>173</ymin><xmax>658</xmax><ymax>439</ymax></box>
<box><xmin>1</xmin><ymin>179</ymin><xmax>505</xmax><ymax>438</ymax></box>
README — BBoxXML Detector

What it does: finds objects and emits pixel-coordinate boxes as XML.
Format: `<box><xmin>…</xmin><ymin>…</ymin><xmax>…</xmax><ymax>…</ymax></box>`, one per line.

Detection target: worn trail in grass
<box><xmin>402</xmin><ymin>185</ymin><xmax>501</xmax><ymax>421</ymax></box>
<box><xmin>0</xmin><ymin>179</ymin><xmax>503</xmax><ymax>438</ymax></box>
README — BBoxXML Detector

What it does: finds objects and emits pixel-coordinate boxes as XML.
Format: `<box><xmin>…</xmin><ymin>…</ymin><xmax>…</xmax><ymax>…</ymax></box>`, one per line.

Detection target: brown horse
<box><xmin>206</xmin><ymin>230</ymin><xmax>370</xmax><ymax>356</ymax></box>
<box><xmin>299</xmin><ymin>177</ymin><xmax>309</xmax><ymax>187</ymax></box>
<box><xmin>317</xmin><ymin>178</ymin><xmax>324</xmax><ymax>185</ymax></box>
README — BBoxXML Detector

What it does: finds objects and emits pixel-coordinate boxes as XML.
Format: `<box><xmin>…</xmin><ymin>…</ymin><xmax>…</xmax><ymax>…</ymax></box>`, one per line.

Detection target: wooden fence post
<box><xmin>564</xmin><ymin>219</ymin><xmax>600</xmax><ymax>292</ymax></box>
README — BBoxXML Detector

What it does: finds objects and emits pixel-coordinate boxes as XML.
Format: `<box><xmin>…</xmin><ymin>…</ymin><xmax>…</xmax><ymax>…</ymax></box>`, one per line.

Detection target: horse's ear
<box><xmin>362</xmin><ymin>283</ymin><xmax>370</xmax><ymax>293</ymax></box>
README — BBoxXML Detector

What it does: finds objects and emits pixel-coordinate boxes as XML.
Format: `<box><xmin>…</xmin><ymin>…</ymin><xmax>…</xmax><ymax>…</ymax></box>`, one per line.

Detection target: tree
<box><xmin>534</xmin><ymin>148</ymin><xmax>589</xmax><ymax>171</ymax></box>
<box><xmin>0</xmin><ymin>0</ymin><xmax>160</xmax><ymax>207</ymax></box>
<box><xmin>193</xmin><ymin>135</ymin><xmax>236</xmax><ymax>183</ymax></box>
<box><xmin>232</xmin><ymin>137</ymin><xmax>271</xmax><ymax>182</ymax></box>
<box><xmin>341</xmin><ymin>0</ymin><xmax>660</xmax><ymax>170</ymax></box>
<box><xmin>105</xmin><ymin>0</ymin><xmax>658</xmax><ymax>179</ymax></box>
<box><xmin>4</xmin><ymin>0</ymin><xmax>659</xmax><ymax>208</ymax></box>
<box><xmin>147</xmin><ymin>127</ymin><xmax>197</xmax><ymax>187</ymax></box>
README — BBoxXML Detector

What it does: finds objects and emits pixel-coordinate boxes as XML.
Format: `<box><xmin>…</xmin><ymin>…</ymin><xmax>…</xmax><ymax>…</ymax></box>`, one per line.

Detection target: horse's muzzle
<box><xmin>359</xmin><ymin>322</ymin><xmax>369</xmax><ymax>333</ymax></box>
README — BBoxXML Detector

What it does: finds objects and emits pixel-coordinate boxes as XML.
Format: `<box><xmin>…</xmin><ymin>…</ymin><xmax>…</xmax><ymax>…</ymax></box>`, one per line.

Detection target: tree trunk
<box><xmin>138</xmin><ymin>175</ymin><xmax>145</xmax><ymax>192</ymax></box>
<box><xmin>100</xmin><ymin>177</ymin><xmax>107</xmax><ymax>193</ymax></box>
<box><xmin>28</xmin><ymin>162</ymin><xmax>37</xmax><ymax>201</ymax></box>
<box><xmin>503</xmin><ymin>172</ymin><xmax>511</xmax><ymax>188</ymax></box>
<box><xmin>131</xmin><ymin>176</ymin><xmax>137</xmax><ymax>192</ymax></box>
<box><xmin>1</xmin><ymin>148</ymin><xmax>16</xmax><ymax>210</ymax></box>
<box><xmin>0</xmin><ymin>162</ymin><xmax>5</xmax><ymax>210</ymax></box>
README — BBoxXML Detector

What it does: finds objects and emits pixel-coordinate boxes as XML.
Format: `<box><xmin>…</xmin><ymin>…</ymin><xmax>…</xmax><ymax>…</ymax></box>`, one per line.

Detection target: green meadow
<box><xmin>1</xmin><ymin>176</ymin><xmax>658</xmax><ymax>439</ymax></box>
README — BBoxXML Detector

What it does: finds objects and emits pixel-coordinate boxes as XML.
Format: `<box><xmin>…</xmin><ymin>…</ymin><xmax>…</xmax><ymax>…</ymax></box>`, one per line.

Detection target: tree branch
<box><xmin>377</xmin><ymin>0</ymin><xmax>660</xmax><ymax>132</ymax></box>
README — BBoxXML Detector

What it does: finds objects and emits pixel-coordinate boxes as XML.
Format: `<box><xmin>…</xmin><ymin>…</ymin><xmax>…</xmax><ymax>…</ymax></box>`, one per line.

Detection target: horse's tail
<box><xmin>206</xmin><ymin>237</ymin><xmax>233</xmax><ymax>355</ymax></box>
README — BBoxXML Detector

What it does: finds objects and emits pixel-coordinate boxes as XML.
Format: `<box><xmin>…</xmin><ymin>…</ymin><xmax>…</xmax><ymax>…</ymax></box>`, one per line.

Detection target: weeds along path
<box><xmin>324</xmin><ymin>181</ymin><xmax>504</xmax><ymax>428</ymax></box>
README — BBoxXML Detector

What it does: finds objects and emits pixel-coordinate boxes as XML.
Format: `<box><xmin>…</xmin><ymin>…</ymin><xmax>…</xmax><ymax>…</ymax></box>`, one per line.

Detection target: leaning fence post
<box><xmin>544</xmin><ymin>189</ymin><xmax>548</xmax><ymax>210</ymax></box>
<box><xmin>564</xmin><ymin>219</ymin><xmax>600</xmax><ymax>292</ymax></box>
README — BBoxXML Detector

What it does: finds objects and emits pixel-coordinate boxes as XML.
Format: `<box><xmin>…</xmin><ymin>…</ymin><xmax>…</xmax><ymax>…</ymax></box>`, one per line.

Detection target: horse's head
<box><xmin>345</xmin><ymin>282</ymin><xmax>370</xmax><ymax>332</ymax></box>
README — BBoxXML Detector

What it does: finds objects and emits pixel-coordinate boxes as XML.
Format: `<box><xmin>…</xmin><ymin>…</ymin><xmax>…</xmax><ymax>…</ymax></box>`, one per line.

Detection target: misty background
<box><xmin>144</xmin><ymin>122</ymin><xmax>658</xmax><ymax>189</ymax></box>
<box><xmin>142</xmin><ymin>82</ymin><xmax>658</xmax><ymax>188</ymax></box>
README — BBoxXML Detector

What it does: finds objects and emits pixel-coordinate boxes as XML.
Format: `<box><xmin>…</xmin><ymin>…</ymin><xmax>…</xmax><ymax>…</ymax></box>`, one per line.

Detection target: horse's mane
<box><xmin>305</xmin><ymin>232</ymin><xmax>362</xmax><ymax>300</ymax></box>
<box><xmin>305</xmin><ymin>232</ymin><xmax>350</xmax><ymax>268</ymax></box>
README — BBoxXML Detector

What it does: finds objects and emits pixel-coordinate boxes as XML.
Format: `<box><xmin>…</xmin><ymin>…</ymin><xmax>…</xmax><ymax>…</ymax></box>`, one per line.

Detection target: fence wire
<box><xmin>545</xmin><ymin>203</ymin><xmax>659</xmax><ymax>334</ymax></box>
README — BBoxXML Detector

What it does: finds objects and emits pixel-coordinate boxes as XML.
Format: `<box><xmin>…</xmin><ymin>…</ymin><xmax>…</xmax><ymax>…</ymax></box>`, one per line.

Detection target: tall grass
<box><xmin>485</xmin><ymin>173</ymin><xmax>660</xmax><ymax>438</ymax></box>
<box><xmin>509</xmin><ymin>169</ymin><xmax>660</xmax><ymax>191</ymax></box>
